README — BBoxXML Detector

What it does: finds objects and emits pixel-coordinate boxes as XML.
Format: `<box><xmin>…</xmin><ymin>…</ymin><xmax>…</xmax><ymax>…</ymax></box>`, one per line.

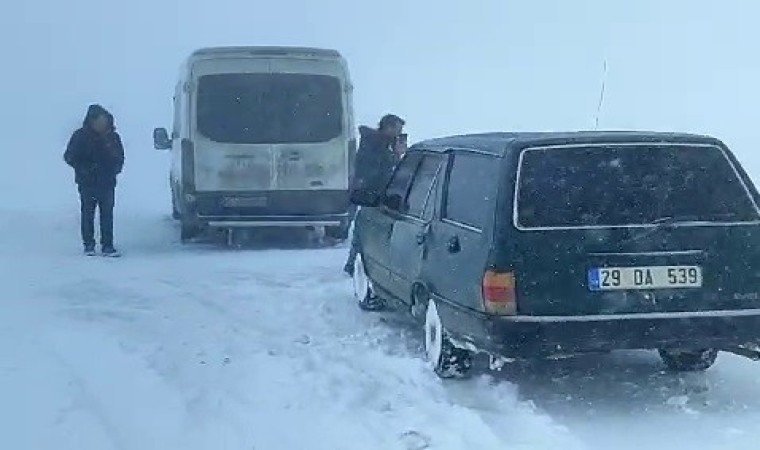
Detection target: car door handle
<box><xmin>447</xmin><ymin>235</ymin><xmax>461</xmax><ymax>253</ymax></box>
<box><xmin>416</xmin><ymin>224</ymin><xmax>431</xmax><ymax>245</ymax></box>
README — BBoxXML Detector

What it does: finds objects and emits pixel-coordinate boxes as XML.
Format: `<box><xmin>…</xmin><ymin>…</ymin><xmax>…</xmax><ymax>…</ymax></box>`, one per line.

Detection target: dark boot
<box><xmin>101</xmin><ymin>245</ymin><xmax>121</xmax><ymax>257</ymax></box>
<box><xmin>343</xmin><ymin>261</ymin><xmax>355</xmax><ymax>276</ymax></box>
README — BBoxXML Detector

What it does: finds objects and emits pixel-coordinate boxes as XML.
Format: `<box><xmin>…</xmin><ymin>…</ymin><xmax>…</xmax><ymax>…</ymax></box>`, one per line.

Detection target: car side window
<box><xmin>384</xmin><ymin>153</ymin><xmax>423</xmax><ymax>211</ymax></box>
<box><xmin>406</xmin><ymin>155</ymin><xmax>443</xmax><ymax>218</ymax></box>
<box><xmin>443</xmin><ymin>152</ymin><xmax>499</xmax><ymax>230</ymax></box>
<box><xmin>422</xmin><ymin>173</ymin><xmax>440</xmax><ymax>221</ymax></box>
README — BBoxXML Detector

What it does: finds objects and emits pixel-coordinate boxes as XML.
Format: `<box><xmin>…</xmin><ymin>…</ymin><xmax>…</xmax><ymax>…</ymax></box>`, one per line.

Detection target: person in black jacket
<box><xmin>64</xmin><ymin>104</ymin><xmax>125</xmax><ymax>256</ymax></box>
<box><xmin>344</xmin><ymin>114</ymin><xmax>405</xmax><ymax>275</ymax></box>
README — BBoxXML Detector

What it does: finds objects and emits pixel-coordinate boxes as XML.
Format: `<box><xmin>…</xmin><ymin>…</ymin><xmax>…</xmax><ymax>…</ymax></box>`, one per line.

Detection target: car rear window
<box><xmin>196</xmin><ymin>73</ymin><xmax>343</xmax><ymax>144</ymax></box>
<box><xmin>516</xmin><ymin>144</ymin><xmax>760</xmax><ymax>229</ymax></box>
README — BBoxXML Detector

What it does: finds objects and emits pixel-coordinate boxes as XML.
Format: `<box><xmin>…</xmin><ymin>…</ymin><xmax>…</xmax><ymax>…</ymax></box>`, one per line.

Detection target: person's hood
<box><xmin>83</xmin><ymin>104</ymin><xmax>115</xmax><ymax>131</ymax></box>
<box><xmin>358</xmin><ymin>125</ymin><xmax>379</xmax><ymax>137</ymax></box>
<box><xmin>359</xmin><ymin>126</ymin><xmax>394</xmax><ymax>147</ymax></box>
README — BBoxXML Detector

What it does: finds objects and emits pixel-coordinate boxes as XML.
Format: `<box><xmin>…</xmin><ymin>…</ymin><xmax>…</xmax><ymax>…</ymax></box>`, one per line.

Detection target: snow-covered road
<box><xmin>3</xmin><ymin>209</ymin><xmax>760</xmax><ymax>450</ymax></box>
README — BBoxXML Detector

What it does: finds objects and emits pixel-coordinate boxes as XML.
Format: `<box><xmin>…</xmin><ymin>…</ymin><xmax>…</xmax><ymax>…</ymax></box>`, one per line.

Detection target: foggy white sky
<box><xmin>2</xmin><ymin>0</ymin><xmax>759</xmax><ymax>211</ymax></box>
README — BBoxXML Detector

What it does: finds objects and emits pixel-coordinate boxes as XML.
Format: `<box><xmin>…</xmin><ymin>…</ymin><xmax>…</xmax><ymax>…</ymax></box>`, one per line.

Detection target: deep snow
<box><xmin>4</xmin><ymin>206</ymin><xmax>760</xmax><ymax>450</ymax></box>
<box><xmin>0</xmin><ymin>210</ymin><xmax>577</xmax><ymax>450</ymax></box>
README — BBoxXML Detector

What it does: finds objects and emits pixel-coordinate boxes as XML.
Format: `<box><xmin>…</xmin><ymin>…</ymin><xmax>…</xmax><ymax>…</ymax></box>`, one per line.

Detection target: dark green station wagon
<box><xmin>351</xmin><ymin>131</ymin><xmax>760</xmax><ymax>378</ymax></box>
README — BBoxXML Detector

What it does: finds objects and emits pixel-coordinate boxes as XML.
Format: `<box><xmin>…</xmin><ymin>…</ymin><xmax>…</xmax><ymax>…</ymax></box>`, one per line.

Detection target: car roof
<box><xmin>190</xmin><ymin>46</ymin><xmax>342</xmax><ymax>59</ymax></box>
<box><xmin>411</xmin><ymin>131</ymin><xmax>725</xmax><ymax>156</ymax></box>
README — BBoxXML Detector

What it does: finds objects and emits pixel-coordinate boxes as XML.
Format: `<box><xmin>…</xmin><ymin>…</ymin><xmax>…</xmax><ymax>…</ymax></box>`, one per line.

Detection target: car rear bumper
<box><xmin>201</xmin><ymin>213</ymin><xmax>350</xmax><ymax>228</ymax></box>
<box><xmin>462</xmin><ymin>307</ymin><xmax>760</xmax><ymax>358</ymax></box>
<box><xmin>184</xmin><ymin>190</ymin><xmax>352</xmax><ymax>227</ymax></box>
<box><xmin>193</xmin><ymin>190</ymin><xmax>350</xmax><ymax>217</ymax></box>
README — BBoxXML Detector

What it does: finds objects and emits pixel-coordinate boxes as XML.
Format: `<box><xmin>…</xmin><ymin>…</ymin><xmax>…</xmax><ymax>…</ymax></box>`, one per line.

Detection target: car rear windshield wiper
<box><xmin>649</xmin><ymin>214</ymin><xmax>737</xmax><ymax>228</ymax></box>
<box><xmin>618</xmin><ymin>215</ymin><xmax>724</xmax><ymax>246</ymax></box>
<box><xmin>649</xmin><ymin>215</ymin><xmax>697</xmax><ymax>227</ymax></box>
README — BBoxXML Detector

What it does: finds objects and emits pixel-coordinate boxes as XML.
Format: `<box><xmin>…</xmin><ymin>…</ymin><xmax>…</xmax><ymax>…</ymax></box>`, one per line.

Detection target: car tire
<box><xmin>658</xmin><ymin>348</ymin><xmax>718</xmax><ymax>372</ymax></box>
<box><xmin>171</xmin><ymin>199</ymin><xmax>181</xmax><ymax>220</ymax></box>
<box><xmin>325</xmin><ymin>223</ymin><xmax>350</xmax><ymax>241</ymax></box>
<box><xmin>170</xmin><ymin>181</ymin><xmax>181</xmax><ymax>220</ymax></box>
<box><xmin>424</xmin><ymin>299</ymin><xmax>472</xmax><ymax>379</ymax></box>
<box><xmin>410</xmin><ymin>284</ymin><xmax>428</xmax><ymax>323</ymax></box>
<box><xmin>180</xmin><ymin>220</ymin><xmax>200</xmax><ymax>243</ymax></box>
<box><xmin>352</xmin><ymin>253</ymin><xmax>384</xmax><ymax>311</ymax></box>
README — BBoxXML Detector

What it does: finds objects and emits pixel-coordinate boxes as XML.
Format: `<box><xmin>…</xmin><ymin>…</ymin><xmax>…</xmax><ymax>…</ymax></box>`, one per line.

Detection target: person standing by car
<box><xmin>64</xmin><ymin>104</ymin><xmax>125</xmax><ymax>256</ymax></box>
<box><xmin>344</xmin><ymin>114</ymin><xmax>405</xmax><ymax>275</ymax></box>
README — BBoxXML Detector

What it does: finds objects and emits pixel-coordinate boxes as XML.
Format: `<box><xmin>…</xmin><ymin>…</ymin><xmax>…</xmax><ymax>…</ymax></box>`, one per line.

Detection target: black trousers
<box><xmin>78</xmin><ymin>184</ymin><xmax>115</xmax><ymax>248</ymax></box>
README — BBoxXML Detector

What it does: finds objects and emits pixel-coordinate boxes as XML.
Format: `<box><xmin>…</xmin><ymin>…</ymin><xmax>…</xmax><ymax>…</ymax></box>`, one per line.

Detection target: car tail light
<box><xmin>482</xmin><ymin>270</ymin><xmax>517</xmax><ymax>315</ymax></box>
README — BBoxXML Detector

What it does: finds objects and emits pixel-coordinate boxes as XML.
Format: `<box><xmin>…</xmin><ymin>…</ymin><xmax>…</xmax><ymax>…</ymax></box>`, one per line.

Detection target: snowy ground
<box><xmin>3</xmin><ymin>206</ymin><xmax>760</xmax><ymax>450</ymax></box>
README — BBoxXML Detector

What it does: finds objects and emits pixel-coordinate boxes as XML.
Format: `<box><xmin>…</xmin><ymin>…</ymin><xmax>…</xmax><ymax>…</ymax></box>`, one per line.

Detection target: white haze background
<box><xmin>2</xmin><ymin>0</ymin><xmax>759</xmax><ymax>213</ymax></box>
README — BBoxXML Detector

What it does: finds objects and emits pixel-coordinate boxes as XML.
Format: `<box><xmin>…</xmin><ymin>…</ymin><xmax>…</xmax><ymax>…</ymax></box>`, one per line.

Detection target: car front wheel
<box><xmin>171</xmin><ymin>197</ymin><xmax>181</xmax><ymax>220</ymax></box>
<box><xmin>352</xmin><ymin>254</ymin><xmax>384</xmax><ymax>311</ymax></box>
<box><xmin>658</xmin><ymin>348</ymin><xmax>718</xmax><ymax>372</ymax></box>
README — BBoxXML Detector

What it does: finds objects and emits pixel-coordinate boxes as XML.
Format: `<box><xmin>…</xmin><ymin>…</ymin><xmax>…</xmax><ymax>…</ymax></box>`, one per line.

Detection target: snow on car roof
<box><xmin>413</xmin><ymin>131</ymin><xmax>723</xmax><ymax>156</ymax></box>
<box><xmin>191</xmin><ymin>46</ymin><xmax>342</xmax><ymax>59</ymax></box>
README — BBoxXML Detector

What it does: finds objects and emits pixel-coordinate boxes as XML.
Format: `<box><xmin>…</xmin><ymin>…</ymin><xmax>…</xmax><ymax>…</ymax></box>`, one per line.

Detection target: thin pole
<box><xmin>594</xmin><ymin>59</ymin><xmax>608</xmax><ymax>130</ymax></box>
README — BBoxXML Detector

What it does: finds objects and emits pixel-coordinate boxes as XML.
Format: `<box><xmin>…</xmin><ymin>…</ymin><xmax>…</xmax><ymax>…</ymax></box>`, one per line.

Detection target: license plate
<box><xmin>588</xmin><ymin>266</ymin><xmax>702</xmax><ymax>291</ymax></box>
<box><xmin>221</xmin><ymin>196</ymin><xmax>268</xmax><ymax>208</ymax></box>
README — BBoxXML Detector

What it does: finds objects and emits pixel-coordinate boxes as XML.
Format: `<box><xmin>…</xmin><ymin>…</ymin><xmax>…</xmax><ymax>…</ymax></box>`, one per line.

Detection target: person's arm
<box><xmin>63</xmin><ymin>130</ymin><xmax>83</xmax><ymax>168</ymax></box>
<box><xmin>393</xmin><ymin>133</ymin><xmax>408</xmax><ymax>160</ymax></box>
<box><xmin>113</xmin><ymin>132</ymin><xmax>125</xmax><ymax>174</ymax></box>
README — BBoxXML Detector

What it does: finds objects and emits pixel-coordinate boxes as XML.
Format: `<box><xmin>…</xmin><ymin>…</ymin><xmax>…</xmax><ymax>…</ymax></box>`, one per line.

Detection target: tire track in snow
<box><xmin>8</xmin><ymin>219</ymin><xmax>583</xmax><ymax>449</ymax></box>
<box><xmin>40</xmin><ymin>341</ymin><xmax>130</xmax><ymax>450</ymax></box>
<box><xmin>37</xmin><ymin>323</ymin><xmax>187</xmax><ymax>450</ymax></box>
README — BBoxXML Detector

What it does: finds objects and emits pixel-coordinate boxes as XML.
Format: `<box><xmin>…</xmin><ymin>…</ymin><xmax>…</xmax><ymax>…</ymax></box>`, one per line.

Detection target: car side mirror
<box><xmin>349</xmin><ymin>189</ymin><xmax>382</xmax><ymax>208</ymax></box>
<box><xmin>383</xmin><ymin>193</ymin><xmax>403</xmax><ymax>211</ymax></box>
<box><xmin>153</xmin><ymin>128</ymin><xmax>172</xmax><ymax>150</ymax></box>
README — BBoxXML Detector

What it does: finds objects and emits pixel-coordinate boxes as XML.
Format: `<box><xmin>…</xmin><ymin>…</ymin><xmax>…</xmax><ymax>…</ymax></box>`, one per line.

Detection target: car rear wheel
<box><xmin>180</xmin><ymin>220</ymin><xmax>200</xmax><ymax>243</ymax></box>
<box><xmin>424</xmin><ymin>299</ymin><xmax>472</xmax><ymax>379</ymax></box>
<box><xmin>658</xmin><ymin>348</ymin><xmax>718</xmax><ymax>372</ymax></box>
<box><xmin>171</xmin><ymin>198</ymin><xmax>181</xmax><ymax>220</ymax></box>
<box><xmin>352</xmin><ymin>254</ymin><xmax>384</xmax><ymax>311</ymax></box>
<box><xmin>325</xmin><ymin>223</ymin><xmax>350</xmax><ymax>241</ymax></box>
<box><xmin>170</xmin><ymin>181</ymin><xmax>180</xmax><ymax>220</ymax></box>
